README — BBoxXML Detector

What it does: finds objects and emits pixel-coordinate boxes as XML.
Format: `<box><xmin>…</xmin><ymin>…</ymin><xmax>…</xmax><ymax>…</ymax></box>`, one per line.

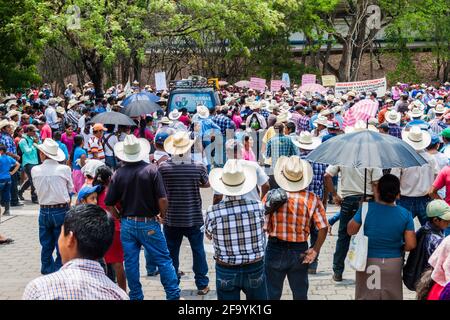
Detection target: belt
<box><xmin>125</xmin><ymin>216</ymin><xmax>157</xmax><ymax>222</ymax></box>
<box><xmin>215</xmin><ymin>257</ymin><xmax>263</xmax><ymax>268</ymax></box>
<box><xmin>268</xmin><ymin>237</ymin><xmax>308</xmax><ymax>247</ymax></box>
<box><xmin>40</xmin><ymin>203</ymin><xmax>69</xmax><ymax>209</ymax></box>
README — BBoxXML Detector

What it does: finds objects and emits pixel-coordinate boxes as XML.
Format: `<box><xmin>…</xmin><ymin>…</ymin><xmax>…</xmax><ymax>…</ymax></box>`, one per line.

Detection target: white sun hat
<box><xmin>168</xmin><ymin>109</ymin><xmax>181</xmax><ymax>121</ymax></box>
<box><xmin>196</xmin><ymin>105</ymin><xmax>210</xmax><ymax>119</ymax></box>
<box><xmin>114</xmin><ymin>135</ymin><xmax>151</xmax><ymax>163</ymax></box>
<box><xmin>209</xmin><ymin>159</ymin><xmax>257</xmax><ymax>196</ymax></box>
<box><xmin>408</xmin><ymin>107</ymin><xmax>423</xmax><ymax>119</ymax></box>
<box><xmin>385</xmin><ymin>110</ymin><xmax>401</xmax><ymax>124</ymax></box>
<box><xmin>34</xmin><ymin>138</ymin><xmax>66</xmax><ymax>162</ymax></box>
<box><xmin>292</xmin><ymin>131</ymin><xmax>322</xmax><ymax>150</ymax></box>
<box><xmin>274</xmin><ymin>156</ymin><xmax>313</xmax><ymax>192</ymax></box>
<box><xmin>402</xmin><ymin>126</ymin><xmax>432</xmax><ymax>151</ymax></box>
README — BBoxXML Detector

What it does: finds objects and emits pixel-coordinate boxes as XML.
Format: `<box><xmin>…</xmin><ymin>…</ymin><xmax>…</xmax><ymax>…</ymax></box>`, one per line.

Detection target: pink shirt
<box><xmin>232</xmin><ymin>114</ymin><xmax>243</xmax><ymax>129</ymax></box>
<box><xmin>427</xmin><ymin>283</ymin><xmax>444</xmax><ymax>300</ymax></box>
<box><xmin>242</xmin><ymin>148</ymin><xmax>256</xmax><ymax>162</ymax></box>
<box><xmin>61</xmin><ymin>132</ymin><xmax>75</xmax><ymax>154</ymax></box>
<box><xmin>40</xmin><ymin>124</ymin><xmax>52</xmax><ymax>141</ymax></box>
<box><xmin>133</xmin><ymin>128</ymin><xmax>154</xmax><ymax>142</ymax></box>
<box><xmin>433</xmin><ymin>166</ymin><xmax>450</xmax><ymax>205</ymax></box>
<box><xmin>179</xmin><ymin>114</ymin><xmax>191</xmax><ymax>127</ymax></box>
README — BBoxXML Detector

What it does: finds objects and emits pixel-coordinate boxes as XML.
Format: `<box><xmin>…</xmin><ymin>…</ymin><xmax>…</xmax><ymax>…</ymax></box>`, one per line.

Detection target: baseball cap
<box><xmin>92</xmin><ymin>123</ymin><xmax>107</xmax><ymax>132</ymax></box>
<box><xmin>154</xmin><ymin>132</ymin><xmax>170</xmax><ymax>145</ymax></box>
<box><xmin>426</xmin><ymin>200</ymin><xmax>450</xmax><ymax>220</ymax></box>
<box><xmin>77</xmin><ymin>185</ymin><xmax>102</xmax><ymax>202</ymax></box>
<box><xmin>430</xmin><ymin>134</ymin><xmax>440</xmax><ymax>146</ymax></box>
<box><xmin>440</xmin><ymin>127</ymin><xmax>450</xmax><ymax>139</ymax></box>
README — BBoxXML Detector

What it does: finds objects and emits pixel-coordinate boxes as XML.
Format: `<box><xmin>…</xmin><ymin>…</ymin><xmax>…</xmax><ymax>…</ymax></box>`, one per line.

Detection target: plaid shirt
<box><xmin>298</xmin><ymin>115</ymin><xmax>311</xmax><ymax>132</ymax></box>
<box><xmin>0</xmin><ymin>132</ymin><xmax>17</xmax><ymax>154</ymax></box>
<box><xmin>205</xmin><ymin>196</ymin><xmax>265</xmax><ymax>265</ymax></box>
<box><xmin>263</xmin><ymin>190</ymin><xmax>328</xmax><ymax>243</ymax></box>
<box><xmin>388</xmin><ymin>123</ymin><xmax>402</xmax><ymax>139</ymax></box>
<box><xmin>23</xmin><ymin>259</ymin><xmax>129</xmax><ymax>300</ymax></box>
<box><xmin>300</xmin><ymin>152</ymin><xmax>328</xmax><ymax>199</ymax></box>
<box><xmin>212</xmin><ymin>114</ymin><xmax>236</xmax><ymax>135</ymax></box>
<box><xmin>266</xmin><ymin>134</ymin><xmax>299</xmax><ymax>168</ymax></box>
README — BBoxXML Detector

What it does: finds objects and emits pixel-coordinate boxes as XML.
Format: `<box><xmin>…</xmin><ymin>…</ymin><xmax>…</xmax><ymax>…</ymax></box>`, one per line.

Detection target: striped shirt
<box><xmin>87</xmin><ymin>136</ymin><xmax>105</xmax><ymax>162</ymax></box>
<box><xmin>205</xmin><ymin>196</ymin><xmax>265</xmax><ymax>265</ymax></box>
<box><xmin>23</xmin><ymin>259</ymin><xmax>129</xmax><ymax>300</ymax></box>
<box><xmin>263</xmin><ymin>190</ymin><xmax>328</xmax><ymax>243</ymax></box>
<box><xmin>158</xmin><ymin>159</ymin><xmax>209</xmax><ymax>227</ymax></box>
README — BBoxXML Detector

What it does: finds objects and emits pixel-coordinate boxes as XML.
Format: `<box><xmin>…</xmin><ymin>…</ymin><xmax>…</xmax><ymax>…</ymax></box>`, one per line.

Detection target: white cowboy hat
<box><xmin>320</xmin><ymin>108</ymin><xmax>333</xmax><ymax>117</ymax></box>
<box><xmin>313</xmin><ymin>115</ymin><xmax>328</xmax><ymax>127</ymax></box>
<box><xmin>250</xmin><ymin>101</ymin><xmax>262</xmax><ymax>111</ymax></box>
<box><xmin>292</xmin><ymin>131</ymin><xmax>322</xmax><ymax>150</ymax></box>
<box><xmin>114</xmin><ymin>135</ymin><xmax>150</xmax><ymax>163</ymax></box>
<box><xmin>385</xmin><ymin>110</ymin><xmax>401</xmax><ymax>124</ymax></box>
<box><xmin>275</xmin><ymin>111</ymin><xmax>292</xmax><ymax>124</ymax></box>
<box><xmin>344</xmin><ymin>120</ymin><xmax>377</xmax><ymax>134</ymax></box>
<box><xmin>196</xmin><ymin>105</ymin><xmax>210</xmax><ymax>119</ymax></box>
<box><xmin>408</xmin><ymin>107</ymin><xmax>423</xmax><ymax>119</ymax></box>
<box><xmin>402</xmin><ymin>126</ymin><xmax>431</xmax><ymax>151</ymax></box>
<box><xmin>34</xmin><ymin>139</ymin><xmax>66</xmax><ymax>162</ymax></box>
<box><xmin>6</xmin><ymin>110</ymin><xmax>20</xmax><ymax>118</ymax></box>
<box><xmin>209</xmin><ymin>159</ymin><xmax>257</xmax><ymax>196</ymax></box>
<box><xmin>435</xmin><ymin>104</ymin><xmax>446</xmax><ymax>114</ymax></box>
<box><xmin>332</xmin><ymin>105</ymin><xmax>344</xmax><ymax>114</ymax></box>
<box><xmin>428</xmin><ymin>99</ymin><xmax>437</xmax><ymax>107</ymax></box>
<box><xmin>56</xmin><ymin>106</ymin><xmax>65</xmax><ymax>114</ymax></box>
<box><xmin>245</xmin><ymin>97</ymin><xmax>256</xmax><ymax>107</ymax></box>
<box><xmin>159</xmin><ymin>116</ymin><xmax>173</xmax><ymax>125</ymax></box>
<box><xmin>168</xmin><ymin>109</ymin><xmax>181</xmax><ymax>121</ymax></box>
<box><xmin>164</xmin><ymin>131</ymin><xmax>194</xmax><ymax>155</ymax></box>
<box><xmin>274</xmin><ymin>156</ymin><xmax>313</xmax><ymax>192</ymax></box>
<box><xmin>80</xmin><ymin>159</ymin><xmax>106</xmax><ymax>177</ymax></box>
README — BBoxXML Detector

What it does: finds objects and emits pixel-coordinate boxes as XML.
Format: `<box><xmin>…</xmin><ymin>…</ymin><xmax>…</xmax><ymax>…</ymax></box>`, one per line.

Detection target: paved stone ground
<box><xmin>0</xmin><ymin>189</ymin><xmax>417</xmax><ymax>300</ymax></box>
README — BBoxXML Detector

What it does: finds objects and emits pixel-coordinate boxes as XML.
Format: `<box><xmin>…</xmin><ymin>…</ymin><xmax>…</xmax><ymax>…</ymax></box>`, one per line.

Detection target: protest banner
<box><xmin>335</xmin><ymin>77</ymin><xmax>387</xmax><ymax>97</ymax></box>
<box><xmin>270</xmin><ymin>80</ymin><xmax>285</xmax><ymax>92</ymax></box>
<box><xmin>249</xmin><ymin>77</ymin><xmax>266</xmax><ymax>92</ymax></box>
<box><xmin>155</xmin><ymin>72</ymin><xmax>167</xmax><ymax>91</ymax></box>
<box><xmin>282</xmin><ymin>73</ymin><xmax>291</xmax><ymax>88</ymax></box>
<box><xmin>322</xmin><ymin>75</ymin><xmax>336</xmax><ymax>87</ymax></box>
<box><xmin>301</xmin><ymin>74</ymin><xmax>316</xmax><ymax>86</ymax></box>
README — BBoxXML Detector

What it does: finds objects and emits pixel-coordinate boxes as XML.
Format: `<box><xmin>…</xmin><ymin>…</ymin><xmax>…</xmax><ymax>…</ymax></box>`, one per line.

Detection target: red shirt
<box><xmin>427</xmin><ymin>283</ymin><xmax>444</xmax><ymax>300</ymax></box>
<box><xmin>433</xmin><ymin>166</ymin><xmax>450</xmax><ymax>205</ymax></box>
<box><xmin>179</xmin><ymin>114</ymin><xmax>191</xmax><ymax>127</ymax></box>
<box><xmin>40</xmin><ymin>124</ymin><xmax>52</xmax><ymax>141</ymax></box>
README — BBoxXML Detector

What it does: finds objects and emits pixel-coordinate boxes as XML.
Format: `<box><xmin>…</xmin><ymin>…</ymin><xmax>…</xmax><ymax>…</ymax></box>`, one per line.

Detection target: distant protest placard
<box><xmin>249</xmin><ymin>77</ymin><xmax>266</xmax><ymax>91</ymax></box>
<box><xmin>155</xmin><ymin>72</ymin><xmax>167</xmax><ymax>91</ymax></box>
<box><xmin>301</xmin><ymin>74</ymin><xmax>316</xmax><ymax>86</ymax></box>
<box><xmin>335</xmin><ymin>77</ymin><xmax>387</xmax><ymax>96</ymax></box>
<box><xmin>270</xmin><ymin>80</ymin><xmax>285</xmax><ymax>92</ymax></box>
<box><xmin>322</xmin><ymin>75</ymin><xmax>336</xmax><ymax>87</ymax></box>
<box><xmin>282</xmin><ymin>73</ymin><xmax>291</xmax><ymax>88</ymax></box>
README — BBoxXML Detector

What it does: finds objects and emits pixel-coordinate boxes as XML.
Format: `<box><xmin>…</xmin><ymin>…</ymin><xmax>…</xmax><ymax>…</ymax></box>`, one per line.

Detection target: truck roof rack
<box><xmin>169</xmin><ymin>80</ymin><xmax>215</xmax><ymax>89</ymax></box>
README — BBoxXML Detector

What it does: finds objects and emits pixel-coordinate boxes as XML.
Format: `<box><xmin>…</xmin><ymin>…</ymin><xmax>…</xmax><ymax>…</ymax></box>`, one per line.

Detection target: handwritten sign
<box><xmin>282</xmin><ymin>73</ymin><xmax>291</xmax><ymax>88</ymax></box>
<box><xmin>270</xmin><ymin>80</ymin><xmax>285</xmax><ymax>92</ymax></box>
<box><xmin>155</xmin><ymin>72</ymin><xmax>167</xmax><ymax>91</ymax></box>
<box><xmin>249</xmin><ymin>77</ymin><xmax>266</xmax><ymax>92</ymax></box>
<box><xmin>335</xmin><ymin>77</ymin><xmax>387</xmax><ymax>97</ymax></box>
<box><xmin>322</xmin><ymin>75</ymin><xmax>337</xmax><ymax>87</ymax></box>
<box><xmin>301</xmin><ymin>74</ymin><xmax>316</xmax><ymax>86</ymax></box>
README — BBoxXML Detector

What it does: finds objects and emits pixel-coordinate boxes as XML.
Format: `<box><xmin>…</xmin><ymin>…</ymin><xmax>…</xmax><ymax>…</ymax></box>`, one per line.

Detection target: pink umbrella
<box><xmin>299</xmin><ymin>83</ymin><xmax>327</xmax><ymax>94</ymax></box>
<box><xmin>343</xmin><ymin>99</ymin><xmax>379</xmax><ymax>128</ymax></box>
<box><xmin>234</xmin><ymin>80</ymin><xmax>251</xmax><ymax>88</ymax></box>
<box><xmin>218</xmin><ymin>80</ymin><xmax>228</xmax><ymax>86</ymax></box>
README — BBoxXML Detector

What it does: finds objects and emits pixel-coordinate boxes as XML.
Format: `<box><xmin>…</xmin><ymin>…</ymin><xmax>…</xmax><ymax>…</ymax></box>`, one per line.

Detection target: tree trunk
<box><xmin>81</xmin><ymin>51</ymin><xmax>104</xmax><ymax>97</ymax></box>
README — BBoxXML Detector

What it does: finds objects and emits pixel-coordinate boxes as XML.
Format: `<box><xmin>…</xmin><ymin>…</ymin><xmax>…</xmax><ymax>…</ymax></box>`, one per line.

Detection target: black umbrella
<box><xmin>89</xmin><ymin>111</ymin><xmax>136</xmax><ymax>126</ymax></box>
<box><xmin>305</xmin><ymin>130</ymin><xmax>428</xmax><ymax>198</ymax></box>
<box><xmin>120</xmin><ymin>97</ymin><xmax>162</xmax><ymax>117</ymax></box>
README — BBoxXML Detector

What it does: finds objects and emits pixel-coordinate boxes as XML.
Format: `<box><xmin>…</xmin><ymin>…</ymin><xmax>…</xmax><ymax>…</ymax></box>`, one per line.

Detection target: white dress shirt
<box><xmin>31</xmin><ymin>159</ymin><xmax>74</xmax><ymax>205</ymax></box>
<box><xmin>390</xmin><ymin>150</ymin><xmax>436</xmax><ymax>197</ymax></box>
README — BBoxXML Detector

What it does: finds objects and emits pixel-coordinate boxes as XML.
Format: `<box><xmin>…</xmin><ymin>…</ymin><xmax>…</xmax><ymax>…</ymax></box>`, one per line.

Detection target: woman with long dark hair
<box><xmin>71</xmin><ymin>135</ymin><xmax>87</xmax><ymax>193</ymax></box>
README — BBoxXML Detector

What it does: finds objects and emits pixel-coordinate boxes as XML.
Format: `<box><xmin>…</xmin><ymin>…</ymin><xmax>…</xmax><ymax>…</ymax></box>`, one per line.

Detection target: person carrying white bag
<box><xmin>347</xmin><ymin>174</ymin><xmax>417</xmax><ymax>300</ymax></box>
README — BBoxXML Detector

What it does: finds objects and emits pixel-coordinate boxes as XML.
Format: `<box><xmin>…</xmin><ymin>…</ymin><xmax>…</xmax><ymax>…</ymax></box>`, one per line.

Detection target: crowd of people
<box><xmin>0</xmin><ymin>79</ymin><xmax>450</xmax><ymax>300</ymax></box>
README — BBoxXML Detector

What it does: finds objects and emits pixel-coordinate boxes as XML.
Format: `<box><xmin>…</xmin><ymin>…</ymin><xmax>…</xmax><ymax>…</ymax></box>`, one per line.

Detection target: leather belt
<box><xmin>125</xmin><ymin>216</ymin><xmax>157</xmax><ymax>222</ymax></box>
<box><xmin>215</xmin><ymin>257</ymin><xmax>263</xmax><ymax>267</ymax></box>
<box><xmin>40</xmin><ymin>203</ymin><xmax>69</xmax><ymax>209</ymax></box>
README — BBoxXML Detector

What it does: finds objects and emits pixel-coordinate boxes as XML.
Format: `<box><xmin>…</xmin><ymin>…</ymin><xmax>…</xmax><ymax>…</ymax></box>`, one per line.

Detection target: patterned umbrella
<box><xmin>299</xmin><ymin>83</ymin><xmax>327</xmax><ymax>94</ymax></box>
<box><xmin>234</xmin><ymin>80</ymin><xmax>251</xmax><ymax>88</ymax></box>
<box><xmin>343</xmin><ymin>99</ymin><xmax>379</xmax><ymax>128</ymax></box>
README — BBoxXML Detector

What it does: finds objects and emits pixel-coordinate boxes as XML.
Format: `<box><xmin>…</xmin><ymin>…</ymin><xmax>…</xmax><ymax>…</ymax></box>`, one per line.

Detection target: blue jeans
<box><xmin>39</xmin><ymin>206</ymin><xmax>68</xmax><ymax>275</ymax></box>
<box><xmin>0</xmin><ymin>178</ymin><xmax>12</xmax><ymax>205</ymax></box>
<box><xmin>333</xmin><ymin>195</ymin><xmax>363</xmax><ymax>277</ymax></box>
<box><xmin>105</xmin><ymin>156</ymin><xmax>117</xmax><ymax>170</ymax></box>
<box><xmin>328</xmin><ymin>212</ymin><xmax>341</xmax><ymax>226</ymax></box>
<box><xmin>216</xmin><ymin>260</ymin><xmax>268</xmax><ymax>300</ymax></box>
<box><xmin>397</xmin><ymin>195</ymin><xmax>430</xmax><ymax>226</ymax></box>
<box><xmin>309</xmin><ymin>226</ymin><xmax>319</xmax><ymax>271</ymax></box>
<box><xmin>120</xmin><ymin>218</ymin><xmax>180</xmax><ymax>300</ymax></box>
<box><xmin>145</xmin><ymin>248</ymin><xmax>158</xmax><ymax>275</ymax></box>
<box><xmin>10</xmin><ymin>171</ymin><xmax>19</xmax><ymax>205</ymax></box>
<box><xmin>265</xmin><ymin>239</ymin><xmax>309</xmax><ymax>300</ymax></box>
<box><xmin>163</xmin><ymin>225</ymin><xmax>209</xmax><ymax>290</ymax></box>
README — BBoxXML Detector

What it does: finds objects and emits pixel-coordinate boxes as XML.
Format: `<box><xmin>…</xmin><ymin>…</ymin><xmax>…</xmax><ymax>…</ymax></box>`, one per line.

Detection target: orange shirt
<box><xmin>263</xmin><ymin>190</ymin><xmax>328</xmax><ymax>243</ymax></box>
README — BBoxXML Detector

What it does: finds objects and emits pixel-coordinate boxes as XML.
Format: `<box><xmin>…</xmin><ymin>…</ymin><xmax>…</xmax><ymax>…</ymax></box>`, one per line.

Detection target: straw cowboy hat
<box><xmin>332</xmin><ymin>105</ymin><xmax>344</xmax><ymax>114</ymax></box>
<box><xmin>164</xmin><ymin>131</ymin><xmax>195</xmax><ymax>155</ymax></box>
<box><xmin>313</xmin><ymin>115</ymin><xmax>328</xmax><ymax>127</ymax></box>
<box><xmin>347</xmin><ymin>91</ymin><xmax>357</xmax><ymax>98</ymax></box>
<box><xmin>385</xmin><ymin>110</ymin><xmax>401</xmax><ymax>124</ymax></box>
<box><xmin>344</xmin><ymin>120</ymin><xmax>377</xmax><ymax>134</ymax></box>
<box><xmin>56</xmin><ymin>106</ymin><xmax>65</xmax><ymax>114</ymax></box>
<box><xmin>114</xmin><ymin>134</ymin><xmax>150</xmax><ymax>163</ymax></box>
<box><xmin>435</xmin><ymin>104</ymin><xmax>446</xmax><ymax>114</ymax></box>
<box><xmin>159</xmin><ymin>117</ymin><xmax>173</xmax><ymax>125</ymax></box>
<box><xmin>209</xmin><ymin>159</ymin><xmax>257</xmax><ymax>196</ymax></box>
<box><xmin>0</xmin><ymin>119</ymin><xmax>11</xmax><ymax>130</ymax></box>
<box><xmin>402</xmin><ymin>126</ymin><xmax>431</xmax><ymax>151</ymax></box>
<box><xmin>428</xmin><ymin>99</ymin><xmax>438</xmax><ymax>107</ymax></box>
<box><xmin>408</xmin><ymin>107</ymin><xmax>423</xmax><ymax>119</ymax></box>
<box><xmin>68</xmin><ymin>99</ymin><xmax>82</xmax><ymax>109</ymax></box>
<box><xmin>274</xmin><ymin>156</ymin><xmax>313</xmax><ymax>192</ymax></box>
<box><xmin>292</xmin><ymin>131</ymin><xmax>322</xmax><ymax>150</ymax></box>
<box><xmin>245</xmin><ymin>97</ymin><xmax>256</xmax><ymax>107</ymax></box>
<box><xmin>275</xmin><ymin>111</ymin><xmax>292</xmax><ymax>124</ymax></box>
<box><xmin>168</xmin><ymin>109</ymin><xmax>181</xmax><ymax>121</ymax></box>
<box><xmin>320</xmin><ymin>108</ymin><xmax>333</xmax><ymax>117</ymax></box>
<box><xmin>196</xmin><ymin>105</ymin><xmax>210</xmax><ymax>119</ymax></box>
<box><xmin>6</xmin><ymin>110</ymin><xmax>20</xmax><ymax>118</ymax></box>
<box><xmin>34</xmin><ymin>139</ymin><xmax>66</xmax><ymax>162</ymax></box>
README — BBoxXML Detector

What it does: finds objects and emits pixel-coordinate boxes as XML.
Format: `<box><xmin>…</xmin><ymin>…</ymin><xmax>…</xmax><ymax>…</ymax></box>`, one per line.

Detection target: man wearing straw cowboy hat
<box><xmin>429</xmin><ymin>103</ymin><xmax>447</xmax><ymax>135</ymax></box>
<box><xmin>206</xmin><ymin>159</ymin><xmax>267</xmax><ymax>300</ymax></box>
<box><xmin>384</xmin><ymin>109</ymin><xmax>403</xmax><ymax>139</ymax></box>
<box><xmin>31</xmin><ymin>138</ymin><xmax>73</xmax><ymax>275</ymax></box>
<box><xmin>159</xmin><ymin>131</ymin><xmax>211</xmax><ymax>295</ymax></box>
<box><xmin>105</xmin><ymin>135</ymin><xmax>180</xmax><ymax>300</ymax></box>
<box><xmin>168</xmin><ymin>109</ymin><xmax>188</xmax><ymax>132</ymax></box>
<box><xmin>391</xmin><ymin>126</ymin><xmax>436</xmax><ymax>226</ymax></box>
<box><xmin>263</xmin><ymin>156</ymin><xmax>328</xmax><ymax>300</ymax></box>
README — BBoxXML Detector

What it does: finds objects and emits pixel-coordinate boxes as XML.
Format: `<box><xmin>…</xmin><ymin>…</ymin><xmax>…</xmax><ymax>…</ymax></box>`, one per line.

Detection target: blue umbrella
<box><xmin>121</xmin><ymin>92</ymin><xmax>160</xmax><ymax>107</ymax></box>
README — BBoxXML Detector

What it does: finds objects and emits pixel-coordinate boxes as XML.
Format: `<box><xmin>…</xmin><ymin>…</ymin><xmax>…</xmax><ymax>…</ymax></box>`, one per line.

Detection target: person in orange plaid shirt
<box><xmin>263</xmin><ymin>156</ymin><xmax>328</xmax><ymax>300</ymax></box>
